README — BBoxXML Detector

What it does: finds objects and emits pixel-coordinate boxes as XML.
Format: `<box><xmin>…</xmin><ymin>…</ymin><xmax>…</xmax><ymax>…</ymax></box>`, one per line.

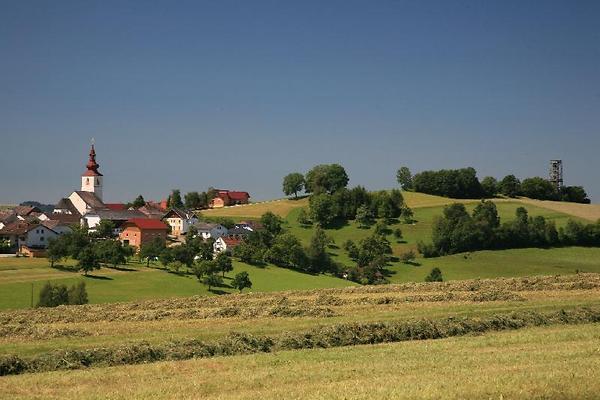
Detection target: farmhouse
<box><xmin>210</xmin><ymin>190</ymin><xmax>250</xmax><ymax>208</ymax></box>
<box><xmin>119</xmin><ymin>218</ymin><xmax>169</xmax><ymax>249</ymax></box>
<box><xmin>213</xmin><ymin>236</ymin><xmax>242</xmax><ymax>254</ymax></box>
<box><xmin>162</xmin><ymin>208</ymin><xmax>198</xmax><ymax>235</ymax></box>
<box><xmin>0</xmin><ymin>221</ymin><xmax>62</xmax><ymax>256</ymax></box>
<box><xmin>192</xmin><ymin>222</ymin><xmax>228</xmax><ymax>240</ymax></box>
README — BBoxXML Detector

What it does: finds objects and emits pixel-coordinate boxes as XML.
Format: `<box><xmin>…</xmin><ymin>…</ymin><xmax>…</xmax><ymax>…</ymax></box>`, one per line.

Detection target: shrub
<box><xmin>425</xmin><ymin>267</ymin><xmax>443</xmax><ymax>282</ymax></box>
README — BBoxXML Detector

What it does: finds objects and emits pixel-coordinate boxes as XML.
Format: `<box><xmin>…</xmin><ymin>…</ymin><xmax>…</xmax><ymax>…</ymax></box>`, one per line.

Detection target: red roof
<box><xmin>222</xmin><ymin>237</ymin><xmax>242</xmax><ymax>246</ymax></box>
<box><xmin>125</xmin><ymin>218</ymin><xmax>168</xmax><ymax>230</ymax></box>
<box><xmin>105</xmin><ymin>203</ymin><xmax>127</xmax><ymax>211</ymax></box>
<box><xmin>217</xmin><ymin>190</ymin><xmax>250</xmax><ymax>201</ymax></box>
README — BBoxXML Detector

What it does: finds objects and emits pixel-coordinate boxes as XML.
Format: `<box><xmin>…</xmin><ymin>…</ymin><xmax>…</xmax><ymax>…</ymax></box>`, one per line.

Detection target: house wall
<box><xmin>165</xmin><ymin>217</ymin><xmax>182</xmax><ymax>235</ymax></box>
<box><xmin>25</xmin><ymin>226</ymin><xmax>58</xmax><ymax>248</ymax></box>
<box><xmin>210</xmin><ymin>198</ymin><xmax>226</xmax><ymax>208</ymax></box>
<box><xmin>120</xmin><ymin>227</ymin><xmax>167</xmax><ymax>249</ymax></box>
<box><xmin>120</xmin><ymin>226</ymin><xmax>142</xmax><ymax>248</ymax></box>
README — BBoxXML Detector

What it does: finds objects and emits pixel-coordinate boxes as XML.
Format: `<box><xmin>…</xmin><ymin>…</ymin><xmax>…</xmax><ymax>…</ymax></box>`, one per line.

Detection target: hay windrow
<box><xmin>1</xmin><ymin>306</ymin><xmax>598</xmax><ymax>376</ymax></box>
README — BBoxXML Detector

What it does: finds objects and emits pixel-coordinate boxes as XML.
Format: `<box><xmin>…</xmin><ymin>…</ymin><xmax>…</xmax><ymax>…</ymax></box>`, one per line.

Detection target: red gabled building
<box><xmin>210</xmin><ymin>190</ymin><xmax>250</xmax><ymax>208</ymax></box>
<box><xmin>119</xmin><ymin>218</ymin><xmax>169</xmax><ymax>249</ymax></box>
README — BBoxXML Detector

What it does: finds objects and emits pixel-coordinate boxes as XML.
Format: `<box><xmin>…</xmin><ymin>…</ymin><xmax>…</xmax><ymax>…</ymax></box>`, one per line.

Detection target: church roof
<box><xmin>83</xmin><ymin>144</ymin><xmax>103</xmax><ymax>177</ymax></box>
<box><xmin>74</xmin><ymin>191</ymin><xmax>106</xmax><ymax>209</ymax></box>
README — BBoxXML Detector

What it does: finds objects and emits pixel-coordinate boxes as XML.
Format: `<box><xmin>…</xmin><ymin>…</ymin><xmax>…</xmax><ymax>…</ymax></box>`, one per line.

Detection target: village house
<box><xmin>162</xmin><ymin>208</ymin><xmax>198</xmax><ymax>236</ymax></box>
<box><xmin>192</xmin><ymin>222</ymin><xmax>228</xmax><ymax>240</ymax></box>
<box><xmin>83</xmin><ymin>209</ymin><xmax>147</xmax><ymax>234</ymax></box>
<box><xmin>213</xmin><ymin>236</ymin><xmax>242</xmax><ymax>254</ymax></box>
<box><xmin>225</xmin><ymin>226</ymin><xmax>252</xmax><ymax>239</ymax></box>
<box><xmin>0</xmin><ymin>221</ymin><xmax>62</xmax><ymax>256</ymax></box>
<box><xmin>209</xmin><ymin>190</ymin><xmax>250</xmax><ymax>208</ymax></box>
<box><xmin>119</xmin><ymin>218</ymin><xmax>169</xmax><ymax>249</ymax></box>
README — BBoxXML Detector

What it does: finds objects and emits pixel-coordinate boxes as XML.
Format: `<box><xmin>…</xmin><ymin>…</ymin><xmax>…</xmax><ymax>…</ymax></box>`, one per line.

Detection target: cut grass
<box><xmin>0</xmin><ymin>274</ymin><xmax>598</xmax><ymax>358</ymax></box>
<box><xmin>2</xmin><ymin>323</ymin><xmax>599</xmax><ymax>399</ymax></box>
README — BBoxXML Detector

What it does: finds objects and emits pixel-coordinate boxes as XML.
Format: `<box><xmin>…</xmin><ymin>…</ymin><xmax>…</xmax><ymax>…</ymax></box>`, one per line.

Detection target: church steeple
<box><xmin>83</xmin><ymin>141</ymin><xmax>103</xmax><ymax>177</ymax></box>
<box><xmin>81</xmin><ymin>140</ymin><xmax>104</xmax><ymax>201</ymax></box>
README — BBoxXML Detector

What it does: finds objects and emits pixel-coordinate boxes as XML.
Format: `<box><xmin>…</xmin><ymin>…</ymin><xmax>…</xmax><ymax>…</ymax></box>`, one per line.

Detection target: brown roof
<box><xmin>0</xmin><ymin>221</ymin><xmax>31</xmax><ymax>235</ymax></box>
<box><xmin>138</xmin><ymin>205</ymin><xmax>166</xmax><ymax>218</ymax></box>
<box><xmin>75</xmin><ymin>191</ymin><xmax>106</xmax><ymax>209</ymax></box>
<box><xmin>48</xmin><ymin>213</ymin><xmax>81</xmax><ymax>225</ymax></box>
<box><xmin>55</xmin><ymin>198</ymin><xmax>81</xmax><ymax>216</ymax></box>
<box><xmin>13</xmin><ymin>206</ymin><xmax>40</xmax><ymax>216</ymax></box>
<box><xmin>163</xmin><ymin>208</ymin><xmax>195</xmax><ymax>220</ymax></box>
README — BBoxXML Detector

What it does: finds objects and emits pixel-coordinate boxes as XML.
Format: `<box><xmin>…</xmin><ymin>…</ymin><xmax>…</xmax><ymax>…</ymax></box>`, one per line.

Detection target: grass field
<box><xmin>201</xmin><ymin>197</ymin><xmax>309</xmax><ymax>218</ymax></box>
<box><xmin>0</xmin><ymin>259</ymin><xmax>353</xmax><ymax>311</ymax></box>
<box><xmin>1</xmin><ymin>192</ymin><xmax>598</xmax><ymax>311</ymax></box>
<box><xmin>3</xmin><ymin>323</ymin><xmax>597</xmax><ymax>400</ymax></box>
<box><xmin>1</xmin><ymin>273</ymin><xmax>599</xmax><ymax>398</ymax></box>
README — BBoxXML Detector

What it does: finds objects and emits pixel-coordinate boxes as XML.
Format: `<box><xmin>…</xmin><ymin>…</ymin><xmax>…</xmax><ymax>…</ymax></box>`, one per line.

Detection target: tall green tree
<box><xmin>355</xmin><ymin>205</ymin><xmax>374</xmax><ymax>228</ymax></box>
<box><xmin>481</xmin><ymin>176</ymin><xmax>498</xmax><ymax>198</ymax></box>
<box><xmin>309</xmin><ymin>193</ymin><xmax>336</xmax><ymax>227</ymax></box>
<box><xmin>46</xmin><ymin>237</ymin><xmax>69</xmax><ymax>268</ymax></box>
<box><xmin>231</xmin><ymin>271</ymin><xmax>252</xmax><ymax>293</ymax></box>
<box><xmin>139</xmin><ymin>237</ymin><xmax>165</xmax><ymax>267</ymax></box>
<box><xmin>215</xmin><ymin>252</ymin><xmax>234</xmax><ymax>277</ymax></box>
<box><xmin>396</xmin><ymin>166</ymin><xmax>413</xmax><ymax>190</ymax></box>
<box><xmin>305</xmin><ymin>164</ymin><xmax>349</xmax><ymax>194</ymax></box>
<box><xmin>132</xmin><ymin>195</ymin><xmax>146</xmax><ymax>208</ymax></box>
<box><xmin>499</xmin><ymin>175</ymin><xmax>521</xmax><ymax>198</ymax></box>
<box><xmin>169</xmin><ymin>189</ymin><xmax>184</xmax><ymax>209</ymax></box>
<box><xmin>184</xmin><ymin>191</ymin><xmax>202</xmax><ymax>209</ymax></box>
<box><xmin>282</xmin><ymin>172</ymin><xmax>305</xmax><ymax>198</ymax></box>
<box><xmin>77</xmin><ymin>245</ymin><xmax>101</xmax><ymax>275</ymax></box>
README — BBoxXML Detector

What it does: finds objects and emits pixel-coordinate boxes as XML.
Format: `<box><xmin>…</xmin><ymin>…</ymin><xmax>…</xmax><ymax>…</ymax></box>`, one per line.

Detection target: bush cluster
<box><xmin>37</xmin><ymin>282</ymin><xmax>88</xmax><ymax>308</ymax></box>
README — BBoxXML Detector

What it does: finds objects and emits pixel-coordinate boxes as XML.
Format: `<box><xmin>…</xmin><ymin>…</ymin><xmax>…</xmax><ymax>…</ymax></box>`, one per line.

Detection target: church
<box><xmin>53</xmin><ymin>143</ymin><xmax>147</xmax><ymax>231</ymax></box>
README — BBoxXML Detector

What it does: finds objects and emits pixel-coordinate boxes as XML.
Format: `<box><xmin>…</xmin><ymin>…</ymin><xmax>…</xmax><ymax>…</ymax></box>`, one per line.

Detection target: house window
<box><xmin>40</xmin><ymin>237</ymin><xmax>44</xmax><ymax>241</ymax></box>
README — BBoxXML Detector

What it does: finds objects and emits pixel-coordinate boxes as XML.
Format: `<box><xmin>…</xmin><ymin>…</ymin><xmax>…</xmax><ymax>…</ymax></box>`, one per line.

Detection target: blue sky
<box><xmin>1</xmin><ymin>0</ymin><xmax>599</xmax><ymax>204</ymax></box>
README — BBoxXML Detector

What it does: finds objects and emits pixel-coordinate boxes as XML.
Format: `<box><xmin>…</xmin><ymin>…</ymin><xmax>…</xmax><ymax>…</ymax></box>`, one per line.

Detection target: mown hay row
<box><xmin>0</xmin><ymin>274</ymin><xmax>596</xmax><ymax>325</ymax></box>
<box><xmin>1</xmin><ymin>306</ymin><xmax>598</xmax><ymax>376</ymax></box>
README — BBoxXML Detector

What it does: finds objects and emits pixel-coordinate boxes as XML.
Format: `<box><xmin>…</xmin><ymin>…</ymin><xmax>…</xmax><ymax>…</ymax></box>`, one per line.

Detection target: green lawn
<box><xmin>285</xmin><ymin>200</ymin><xmax>588</xmax><ymax>266</ymax></box>
<box><xmin>0</xmin><ymin>258</ymin><xmax>353</xmax><ymax>311</ymax></box>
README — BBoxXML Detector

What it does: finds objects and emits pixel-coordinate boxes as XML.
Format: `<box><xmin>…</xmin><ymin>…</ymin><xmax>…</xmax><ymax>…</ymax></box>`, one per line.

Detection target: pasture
<box><xmin>0</xmin><ymin>273</ymin><xmax>599</xmax><ymax>398</ymax></box>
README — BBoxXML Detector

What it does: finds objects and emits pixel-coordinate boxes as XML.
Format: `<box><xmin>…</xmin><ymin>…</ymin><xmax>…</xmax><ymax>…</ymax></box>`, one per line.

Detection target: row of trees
<box><xmin>125</xmin><ymin>188</ymin><xmax>220</xmax><ymax>211</ymax></box>
<box><xmin>481</xmin><ymin>175</ymin><xmax>589</xmax><ymax>203</ymax></box>
<box><xmin>418</xmin><ymin>201</ymin><xmax>600</xmax><ymax>257</ymax></box>
<box><xmin>396</xmin><ymin>166</ymin><xmax>590</xmax><ymax>203</ymax></box>
<box><xmin>47</xmin><ymin>224</ymin><xmax>135</xmax><ymax>274</ymax></box>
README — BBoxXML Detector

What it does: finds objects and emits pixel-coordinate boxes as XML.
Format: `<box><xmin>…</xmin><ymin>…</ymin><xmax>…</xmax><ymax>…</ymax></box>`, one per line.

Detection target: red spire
<box><xmin>83</xmin><ymin>144</ymin><xmax>103</xmax><ymax>176</ymax></box>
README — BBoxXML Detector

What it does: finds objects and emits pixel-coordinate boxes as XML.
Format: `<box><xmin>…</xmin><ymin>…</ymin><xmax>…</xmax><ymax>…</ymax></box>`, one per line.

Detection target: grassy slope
<box><xmin>0</xmin><ymin>259</ymin><xmax>352</xmax><ymax>310</ymax></box>
<box><xmin>2</xmin><ymin>324</ymin><xmax>598</xmax><ymax>399</ymax></box>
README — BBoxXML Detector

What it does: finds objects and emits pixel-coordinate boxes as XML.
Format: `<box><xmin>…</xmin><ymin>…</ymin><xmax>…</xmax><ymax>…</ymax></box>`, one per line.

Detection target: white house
<box><xmin>193</xmin><ymin>222</ymin><xmax>228</xmax><ymax>240</ymax></box>
<box><xmin>23</xmin><ymin>224</ymin><xmax>59</xmax><ymax>249</ymax></box>
<box><xmin>213</xmin><ymin>236</ymin><xmax>242</xmax><ymax>254</ymax></box>
<box><xmin>162</xmin><ymin>208</ymin><xmax>198</xmax><ymax>235</ymax></box>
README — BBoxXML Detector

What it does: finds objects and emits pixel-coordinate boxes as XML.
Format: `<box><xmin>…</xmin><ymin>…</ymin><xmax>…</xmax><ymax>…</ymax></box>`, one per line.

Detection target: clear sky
<box><xmin>1</xmin><ymin>0</ymin><xmax>598</xmax><ymax>204</ymax></box>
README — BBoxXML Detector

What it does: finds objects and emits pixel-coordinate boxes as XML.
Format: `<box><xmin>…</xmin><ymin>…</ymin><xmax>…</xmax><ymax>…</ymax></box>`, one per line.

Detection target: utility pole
<box><xmin>31</xmin><ymin>283</ymin><xmax>34</xmax><ymax>308</ymax></box>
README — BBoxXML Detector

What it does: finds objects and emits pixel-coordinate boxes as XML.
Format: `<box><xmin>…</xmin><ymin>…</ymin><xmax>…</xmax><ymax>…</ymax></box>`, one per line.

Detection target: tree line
<box><xmin>417</xmin><ymin>201</ymin><xmax>600</xmax><ymax>257</ymax></box>
<box><xmin>395</xmin><ymin>166</ymin><xmax>590</xmax><ymax>203</ymax></box>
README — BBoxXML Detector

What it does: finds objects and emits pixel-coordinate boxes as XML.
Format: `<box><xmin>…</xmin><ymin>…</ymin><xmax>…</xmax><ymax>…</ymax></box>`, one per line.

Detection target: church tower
<box><xmin>81</xmin><ymin>142</ymin><xmax>103</xmax><ymax>201</ymax></box>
